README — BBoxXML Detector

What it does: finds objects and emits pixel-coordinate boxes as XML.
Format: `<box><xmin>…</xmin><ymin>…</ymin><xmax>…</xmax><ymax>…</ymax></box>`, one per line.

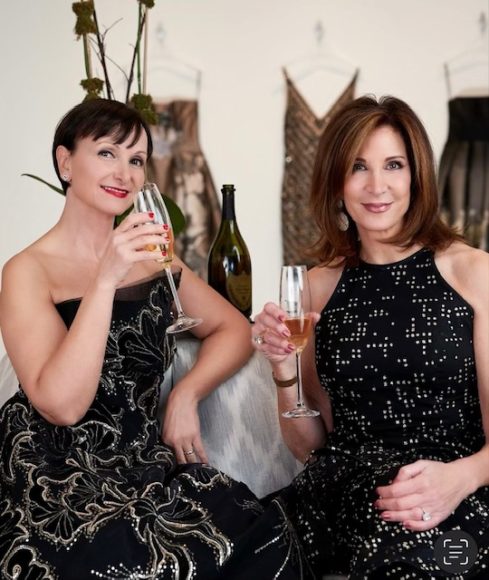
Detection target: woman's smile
<box><xmin>102</xmin><ymin>185</ymin><xmax>130</xmax><ymax>198</ymax></box>
<box><xmin>362</xmin><ymin>202</ymin><xmax>393</xmax><ymax>213</ymax></box>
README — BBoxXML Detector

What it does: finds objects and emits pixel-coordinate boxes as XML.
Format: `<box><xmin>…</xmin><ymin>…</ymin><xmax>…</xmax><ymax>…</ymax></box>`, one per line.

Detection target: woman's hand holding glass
<box><xmin>252</xmin><ymin>265</ymin><xmax>320</xmax><ymax>418</ymax></box>
<box><xmin>95</xmin><ymin>212</ymin><xmax>172</xmax><ymax>290</ymax></box>
<box><xmin>134</xmin><ymin>183</ymin><xmax>202</xmax><ymax>333</ymax></box>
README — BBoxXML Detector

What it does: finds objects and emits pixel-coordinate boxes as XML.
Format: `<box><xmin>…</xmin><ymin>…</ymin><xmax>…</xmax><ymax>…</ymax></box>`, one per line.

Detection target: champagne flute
<box><xmin>280</xmin><ymin>265</ymin><xmax>320</xmax><ymax>418</ymax></box>
<box><xmin>134</xmin><ymin>183</ymin><xmax>202</xmax><ymax>334</ymax></box>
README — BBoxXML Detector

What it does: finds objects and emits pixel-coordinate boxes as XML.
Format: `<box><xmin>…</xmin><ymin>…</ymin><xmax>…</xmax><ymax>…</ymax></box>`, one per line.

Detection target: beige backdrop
<box><xmin>0</xmin><ymin>0</ymin><xmax>487</xmax><ymax>355</ymax></box>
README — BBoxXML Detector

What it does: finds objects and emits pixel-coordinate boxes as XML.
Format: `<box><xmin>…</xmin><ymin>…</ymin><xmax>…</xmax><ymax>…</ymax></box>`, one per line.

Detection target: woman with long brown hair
<box><xmin>253</xmin><ymin>95</ymin><xmax>489</xmax><ymax>578</ymax></box>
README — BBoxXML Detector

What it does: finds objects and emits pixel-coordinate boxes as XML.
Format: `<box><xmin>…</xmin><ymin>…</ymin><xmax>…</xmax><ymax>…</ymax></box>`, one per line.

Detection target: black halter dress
<box><xmin>280</xmin><ymin>248</ymin><xmax>489</xmax><ymax>579</ymax></box>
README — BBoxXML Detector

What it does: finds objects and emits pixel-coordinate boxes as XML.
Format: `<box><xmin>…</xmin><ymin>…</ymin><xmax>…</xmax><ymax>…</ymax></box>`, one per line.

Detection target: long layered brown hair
<box><xmin>310</xmin><ymin>95</ymin><xmax>462</xmax><ymax>266</ymax></box>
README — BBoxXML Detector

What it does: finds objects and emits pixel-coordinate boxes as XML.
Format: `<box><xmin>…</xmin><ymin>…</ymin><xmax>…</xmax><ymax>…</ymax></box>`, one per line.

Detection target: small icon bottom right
<box><xmin>434</xmin><ymin>530</ymin><xmax>478</xmax><ymax>574</ymax></box>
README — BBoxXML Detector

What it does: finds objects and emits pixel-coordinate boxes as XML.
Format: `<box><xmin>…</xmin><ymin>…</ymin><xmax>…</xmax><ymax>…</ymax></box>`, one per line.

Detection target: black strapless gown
<box><xmin>0</xmin><ymin>274</ymin><xmax>304</xmax><ymax>579</ymax></box>
<box><xmin>279</xmin><ymin>248</ymin><xmax>489</xmax><ymax>579</ymax></box>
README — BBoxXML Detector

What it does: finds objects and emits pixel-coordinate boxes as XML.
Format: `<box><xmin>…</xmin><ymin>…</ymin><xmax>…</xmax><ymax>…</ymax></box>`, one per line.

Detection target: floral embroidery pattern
<box><xmin>0</xmin><ymin>274</ymin><xmax>301</xmax><ymax>579</ymax></box>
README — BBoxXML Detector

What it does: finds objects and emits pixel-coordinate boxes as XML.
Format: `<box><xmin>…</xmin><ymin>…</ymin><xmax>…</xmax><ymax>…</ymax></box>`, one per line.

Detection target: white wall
<box><xmin>1</xmin><ymin>0</ymin><xmax>487</xmax><ymax>356</ymax></box>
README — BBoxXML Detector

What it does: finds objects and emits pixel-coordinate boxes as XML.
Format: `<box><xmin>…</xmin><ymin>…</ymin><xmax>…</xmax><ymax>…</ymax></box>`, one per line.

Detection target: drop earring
<box><xmin>337</xmin><ymin>200</ymin><xmax>349</xmax><ymax>231</ymax></box>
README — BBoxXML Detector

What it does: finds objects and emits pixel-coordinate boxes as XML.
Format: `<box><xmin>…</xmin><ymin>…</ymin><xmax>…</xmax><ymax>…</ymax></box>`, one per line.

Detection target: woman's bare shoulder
<box><xmin>309</xmin><ymin>260</ymin><xmax>345</xmax><ymax>312</ymax></box>
<box><xmin>1</xmin><ymin>245</ymin><xmax>50</xmax><ymax>299</ymax></box>
<box><xmin>436</xmin><ymin>242</ymin><xmax>488</xmax><ymax>273</ymax></box>
<box><xmin>435</xmin><ymin>242</ymin><xmax>489</xmax><ymax>306</ymax></box>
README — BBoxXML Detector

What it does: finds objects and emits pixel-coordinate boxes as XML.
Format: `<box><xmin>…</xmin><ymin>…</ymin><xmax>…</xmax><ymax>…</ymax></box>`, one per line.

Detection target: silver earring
<box><xmin>337</xmin><ymin>200</ymin><xmax>349</xmax><ymax>231</ymax></box>
<box><xmin>62</xmin><ymin>174</ymin><xmax>71</xmax><ymax>183</ymax></box>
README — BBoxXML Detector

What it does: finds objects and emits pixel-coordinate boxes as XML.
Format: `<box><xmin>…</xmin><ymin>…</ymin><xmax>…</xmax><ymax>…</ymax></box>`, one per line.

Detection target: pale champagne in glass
<box><xmin>280</xmin><ymin>265</ymin><xmax>319</xmax><ymax>418</ymax></box>
<box><xmin>134</xmin><ymin>183</ymin><xmax>202</xmax><ymax>334</ymax></box>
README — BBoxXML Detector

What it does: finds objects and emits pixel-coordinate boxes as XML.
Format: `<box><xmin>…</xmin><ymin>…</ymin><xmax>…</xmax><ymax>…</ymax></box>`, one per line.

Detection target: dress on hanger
<box><xmin>0</xmin><ymin>273</ymin><xmax>304</xmax><ymax>579</ymax></box>
<box><xmin>148</xmin><ymin>101</ymin><xmax>221</xmax><ymax>279</ymax></box>
<box><xmin>281</xmin><ymin>68</ymin><xmax>358</xmax><ymax>267</ymax></box>
<box><xmin>438</xmin><ymin>96</ymin><xmax>489</xmax><ymax>251</ymax></box>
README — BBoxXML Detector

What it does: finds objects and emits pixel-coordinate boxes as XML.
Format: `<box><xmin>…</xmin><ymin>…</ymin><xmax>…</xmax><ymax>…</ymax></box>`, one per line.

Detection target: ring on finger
<box><xmin>253</xmin><ymin>334</ymin><xmax>265</xmax><ymax>346</ymax></box>
<box><xmin>421</xmin><ymin>508</ymin><xmax>432</xmax><ymax>522</ymax></box>
<box><xmin>183</xmin><ymin>448</ymin><xmax>195</xmax><ymax>456</ymax></box>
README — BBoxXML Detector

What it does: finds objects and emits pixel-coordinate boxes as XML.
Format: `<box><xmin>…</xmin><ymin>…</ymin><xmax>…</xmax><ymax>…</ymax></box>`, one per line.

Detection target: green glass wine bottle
<box><xmin>208</xmin><ymin>184</ymin><xmax>252</xmax><ymax>320</ymax></box>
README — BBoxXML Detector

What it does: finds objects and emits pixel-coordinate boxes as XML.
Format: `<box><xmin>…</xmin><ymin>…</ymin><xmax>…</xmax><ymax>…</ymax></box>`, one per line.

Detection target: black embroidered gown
<box><xmin>280</xmin><ymin>249</ymin><xmax>489</xmax><ymax>579</ymax></box>
<box><xmin>0</xmin><ymin>274</ymin><xmax>303</xmax><ymax>580</ymax></box>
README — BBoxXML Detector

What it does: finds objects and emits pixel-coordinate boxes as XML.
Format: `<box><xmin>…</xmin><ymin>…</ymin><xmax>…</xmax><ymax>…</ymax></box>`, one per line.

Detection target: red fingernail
<box><xmin>161</xmin><ymin>251</ymin><xmax>167</xmax><ymax>256</ymax></box>
<box><xmin>148</xmin><ymin>212</ymin><xmax>154</xmax><ymax>219</ymax></box>
<box><xmin>162</xmin><ymin>224</ymin><xmax>169</xmax><ymax>230</ymax></box>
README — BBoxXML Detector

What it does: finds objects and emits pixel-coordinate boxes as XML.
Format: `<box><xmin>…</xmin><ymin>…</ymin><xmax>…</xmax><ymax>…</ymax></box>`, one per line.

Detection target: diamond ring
<box><xmin>421</xmin><ymin>509</ymin><xmax>432</xmax><ymax>522</ymax></box>
<box><xmin>183</xmin><ymin>448</ymin><xmax>195</xmax><ymax>456</ymax></box>
<box><xmin>253</xmin><ymin>335</ymin><xmax>265</xmax><ymax>346</ymax></box>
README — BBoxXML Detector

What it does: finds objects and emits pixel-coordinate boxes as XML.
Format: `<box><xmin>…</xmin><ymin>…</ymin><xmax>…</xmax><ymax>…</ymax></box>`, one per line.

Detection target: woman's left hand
<box><xmin>375</xmin><ymin>459</ymin><xmax>470</xmax><ymax>531</ymax></box>
<box><xmin>161</xmin><ymin>388</ymin><xmax>208</xmax><ymax>465</ymax></box>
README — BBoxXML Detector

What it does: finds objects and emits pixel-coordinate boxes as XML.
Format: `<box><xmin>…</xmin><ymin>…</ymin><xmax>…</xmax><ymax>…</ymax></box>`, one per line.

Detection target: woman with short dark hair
<box><xmin>0</xmin><ymin>98</ymin><xmax>302</xmax><ymax>579</ymax></box>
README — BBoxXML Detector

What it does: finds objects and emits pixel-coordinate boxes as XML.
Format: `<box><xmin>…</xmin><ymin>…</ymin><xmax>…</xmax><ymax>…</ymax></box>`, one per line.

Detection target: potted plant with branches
<box><xmin>24</xmin><ymin>0</ymin><xmax>185</xmax><ymax>231</ymax></box>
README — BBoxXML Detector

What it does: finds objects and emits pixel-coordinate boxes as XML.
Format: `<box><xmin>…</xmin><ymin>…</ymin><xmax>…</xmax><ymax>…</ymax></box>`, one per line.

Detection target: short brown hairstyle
<box><xmin>310</xmin><ymin>95</ymin><xmax>461</xmax><ymax>266</ymax></box>
<box><xmin>52</xmin><ymin>99</ymin><xmax>153</xmax><ymax>193</ymax></box>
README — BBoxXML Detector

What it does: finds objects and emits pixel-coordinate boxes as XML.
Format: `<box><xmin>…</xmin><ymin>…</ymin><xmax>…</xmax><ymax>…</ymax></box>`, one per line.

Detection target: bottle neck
<box><xmin>222</xmin><ymin>192</ymin><xmax>236</xmax><ymax>221</ymax></box>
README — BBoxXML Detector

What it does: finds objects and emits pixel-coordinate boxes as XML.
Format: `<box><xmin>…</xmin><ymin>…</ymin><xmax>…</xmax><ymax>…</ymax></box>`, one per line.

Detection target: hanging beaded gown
<box><xmin>148</xmin><ymin>101</ymin><xmax>221</xmax><ymax>279</ymax></box>
<box><xmin>438</xmin><ymin>96</ymin><xmax>489</xmax><ymax>251</ymax></box>
<box><xmin>281</xmin><ymin>69</ymin><xmax>358</xmax><ymax>267</ymax></box>
<box><xmin>279</xmin><ymin>248</ymin><xmax>489</xmax><ymax>579</ymax></box>
<box><xmin>0</xmin><ymin>273</ymin><xmax>304</xmax><ymax>580</ymax></box>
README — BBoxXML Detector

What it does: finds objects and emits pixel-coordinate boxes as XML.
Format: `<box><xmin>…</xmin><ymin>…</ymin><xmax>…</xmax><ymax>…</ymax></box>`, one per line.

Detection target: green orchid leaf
<box><xmin>21</xmin><ymin>173</ymin><xmax>186</xmax><ymax>235</ymax></box>
<box><xmin>22</xmin><ymin>173</ymin><xmax>65</xmax><ymax>195</ymax></box>
<box><xmin>161</xmin><ymin>194</ymin><xmax>186</xmax><ymax>235</ymax></box>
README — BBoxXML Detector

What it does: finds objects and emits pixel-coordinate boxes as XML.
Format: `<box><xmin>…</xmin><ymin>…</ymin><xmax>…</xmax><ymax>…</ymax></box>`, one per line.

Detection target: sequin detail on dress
<box><xmin>281</xmin><ymin>69</ymin><xmax>358</xmax><ymax>267</ymax></box>
<box><xmin>280</xmin><ymin>249</ymin><xmax>489</xmax><ymax>579</ymax></box>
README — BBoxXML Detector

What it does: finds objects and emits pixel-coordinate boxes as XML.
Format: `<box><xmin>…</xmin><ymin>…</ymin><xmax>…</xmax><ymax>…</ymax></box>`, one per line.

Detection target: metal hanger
<box><xmin>444</xmin><ymin>11</ymin><xmax>489</xmax><ymax>97</ymax></box>
<box><xmin>284</xmin><ymin>20</ymin><xmax>358</xmax><ymax>81</ymax></box>
<box><xmin>147</xmin><ymin>22</ymin><xmax>202</xmax><ymax>97</ymax></box>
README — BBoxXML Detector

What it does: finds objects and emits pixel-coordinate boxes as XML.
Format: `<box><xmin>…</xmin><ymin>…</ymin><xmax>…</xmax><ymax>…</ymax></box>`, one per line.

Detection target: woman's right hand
<box><xmin>251</xmin><ymin>302</ymin><xmax>296</xmax><ymax>365</ymax></box>
<box><xmin>96</xmin><ymin>212</ymin><xmax>170</xmax><ymax>289</ymax></box>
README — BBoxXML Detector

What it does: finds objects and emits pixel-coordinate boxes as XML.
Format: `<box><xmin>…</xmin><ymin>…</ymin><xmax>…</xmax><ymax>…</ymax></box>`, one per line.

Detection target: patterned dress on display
<box><xmin>148</xmin><ymin>101</ymin><xmax>221</xmax><ymax>280</ymax></box>
<box><xmin>281</xmin><ymin>69</ymin><xmax>358</xmax><ymax>267</ymax></box>
<box><xmin>438</xmin><ymin>96</ymin><xmax>489</xmax><ymax>251</ymax></box>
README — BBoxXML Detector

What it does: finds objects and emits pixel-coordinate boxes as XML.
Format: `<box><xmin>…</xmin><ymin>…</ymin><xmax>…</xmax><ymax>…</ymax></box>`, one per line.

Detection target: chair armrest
<box><xmin>162</xmin><ymin>336</ymin><xmax>302</xmax><ymax>497</ymax></box>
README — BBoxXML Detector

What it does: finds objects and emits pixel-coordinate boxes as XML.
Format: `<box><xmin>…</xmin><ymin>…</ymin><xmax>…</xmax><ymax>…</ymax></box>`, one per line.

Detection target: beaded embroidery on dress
<box><xmin>0</xmin><ymin>273</ymin><xmax>303</xmax><ymax>579</ymax></box>
<box><xmin>280</xmin><ymin>248</ymin><xmax>489</xmax><ymax>579</ymax></box>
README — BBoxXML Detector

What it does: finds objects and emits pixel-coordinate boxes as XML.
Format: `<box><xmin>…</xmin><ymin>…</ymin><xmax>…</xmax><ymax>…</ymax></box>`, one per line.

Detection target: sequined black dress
<box><xmin>280</xmin><ymin>249</ymin><xmax>489</xmax><ymax>579</ymax></box>
<box><xmin>0</xmin><ymin>274</ymin><xmax>302</xmax><ymax>580</ymax></box>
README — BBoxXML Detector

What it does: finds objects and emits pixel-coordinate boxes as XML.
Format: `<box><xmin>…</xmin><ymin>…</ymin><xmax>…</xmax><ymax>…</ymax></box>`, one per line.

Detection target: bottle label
<box><xmin>226</xmin><ymin>272</ymin><xmax>251</xmax><ymax>312</ymax></box>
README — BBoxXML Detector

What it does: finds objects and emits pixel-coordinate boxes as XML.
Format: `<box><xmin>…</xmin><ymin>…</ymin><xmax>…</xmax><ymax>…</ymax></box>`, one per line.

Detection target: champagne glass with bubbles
<box><xmin>280</xmin><ymin>265</ymin><xmax>320</xmax><ymax>418</ymax></box>
<box><xmin>134</xmin><ymin>183</ymin><xmax>202</xmax><ymax>334</ymax></box>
